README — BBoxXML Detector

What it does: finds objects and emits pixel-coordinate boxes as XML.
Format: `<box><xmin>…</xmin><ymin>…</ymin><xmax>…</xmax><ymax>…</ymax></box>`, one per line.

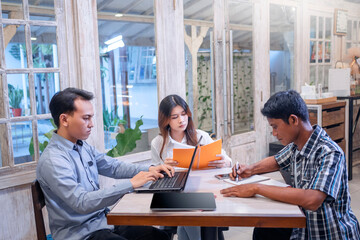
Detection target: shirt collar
<box><xmin>52</xmin><ymin>132</ymin><xmax>83</xmax><ymax>151</ymax></box>
<box><xmin>168</xmin><ymin>132</ymin><xmax>187</xmax><ymax>144</ymax></box>
<box><xmin>297</xmin><ymin>124</ymin><xmax>322</xmax><ymax>158</ymax></box>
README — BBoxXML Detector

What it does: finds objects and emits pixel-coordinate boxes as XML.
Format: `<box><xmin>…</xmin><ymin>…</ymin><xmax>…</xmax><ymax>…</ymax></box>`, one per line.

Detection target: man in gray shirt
<box><xmin>37</xmin><ymin>88</ymin><xmax>174</xmax><ymax>240</ymax></box>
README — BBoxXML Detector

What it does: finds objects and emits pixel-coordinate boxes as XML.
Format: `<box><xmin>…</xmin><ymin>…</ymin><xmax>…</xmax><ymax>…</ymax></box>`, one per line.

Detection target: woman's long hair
<box><xmin>158</xmin><ymin>94</ymin><xmax>197</xmax><ymax>160</ymax></box>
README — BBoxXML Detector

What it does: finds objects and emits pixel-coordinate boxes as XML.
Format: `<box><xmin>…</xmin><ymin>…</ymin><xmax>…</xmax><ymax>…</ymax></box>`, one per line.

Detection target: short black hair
<box><xmin>49</xmin><ymin>88</ymin><xmax>94</xmax><ymax>128</ymax></box>
<box><xmin>261</xmin><ymin>90</ymin><xmax>309</xmax><ymax>124</ymax></box>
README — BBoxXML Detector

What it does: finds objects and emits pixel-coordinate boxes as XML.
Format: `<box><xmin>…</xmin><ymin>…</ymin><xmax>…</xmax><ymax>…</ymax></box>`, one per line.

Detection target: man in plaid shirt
<box><xmin>221</xmin><ymin>90</ymin><xmax>360</xmax><ymax>240</ymax></box>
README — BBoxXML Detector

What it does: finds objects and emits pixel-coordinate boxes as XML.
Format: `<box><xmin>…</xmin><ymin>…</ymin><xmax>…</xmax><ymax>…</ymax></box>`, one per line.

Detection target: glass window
<box><xmin>4</xmin><ymin>25</ymin><xmax>27</xmax><ymax>69</ymax></box>
<box><xmin>11</xmin><ymin>121</ymin><xmax>33</xmax><ymax>165</ymax></box>
<box><xmin>229</xmin><ymin>2</ymin><xmax>253</xmax><ymax>134</ymax></box>
<box><xmin>34</xmin><ymin>73</ymin><xmax>60</xmax><ymax>114</ymax></box>
<box><xmin>184</xmin><ymin>25</ymin><xmax>214</xmax><ymax>133</ymax></box>
<box><xmin>31</xmin><ymin>26</ymin><xmax>58</xmax><ymax>68</ymax></box>
<box><xmin>0</xmin><ymin>0</ymin><xmax>61</xmax><ymax>172</ymax></box>
<box><xmin>97</xmin><ymin>1</ymin><xmax>158</xmax><ymax>153</ymax></box>
<box><xmin>310</xmin><ymin>14</ymin><xmax>332</xmax><ymax>92</ymax></box>
<box><xmin>270</xmin><ymin>4</ymin><xmax>295</xmax><ymax>95</ymax></box>
<box><xmin>1</xmin><ymin>0</ymin><xmax>24</xmax><ymax>19</ymax></box>
<box><xmin>7</xmin><ymin>74</ymin><xmax>30</xmax><ymax>117</ymax></box>
<box><xmin>183</xmin><ymin>1</ymin><xmax>214</xmax><ymax>133</ymax></box>
<box><xmin>29</xmin><ymin>0</ymin><xmax>55</xmax><ymax>20</ymax></box>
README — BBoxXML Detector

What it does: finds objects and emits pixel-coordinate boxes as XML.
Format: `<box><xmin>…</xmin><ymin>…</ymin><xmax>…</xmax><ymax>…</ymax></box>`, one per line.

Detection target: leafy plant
<box><xmin>8</xmin><ymin>84</ymin><xmax>23</xmax><ymax>109</ymax></box>
<box><xmin>29</xmin><ymin>119</ymin><xmax>57</xmax><ymax>156</ymax></box>
<box><xmin>103</xmin><ymin>107</ymin><xmax>127</xmax><ymax>131</ymax></box>
<box><xmin>107</xmin><ymin>117</ymin><xmax>143</xmax><ymax>157</ymax></box>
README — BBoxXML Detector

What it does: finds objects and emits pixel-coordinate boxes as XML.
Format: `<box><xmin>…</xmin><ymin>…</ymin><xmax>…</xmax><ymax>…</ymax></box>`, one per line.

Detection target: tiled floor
<box><xmin>174</xmin><ymin>164</ymin><xmax>360</xmax><ymax>240</ymax></box>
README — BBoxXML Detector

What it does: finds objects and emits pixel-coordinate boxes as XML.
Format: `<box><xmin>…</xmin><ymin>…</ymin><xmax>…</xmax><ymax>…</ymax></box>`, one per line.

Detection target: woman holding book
<box><xmin>151</xmin><ymin>94</ymin><xmax>231</xmax><ymax>240</ymax></box>
<box><xmin>151</xmin><ymin>94</ymin><xmax>232</xmax><ymax>168</ymax></box>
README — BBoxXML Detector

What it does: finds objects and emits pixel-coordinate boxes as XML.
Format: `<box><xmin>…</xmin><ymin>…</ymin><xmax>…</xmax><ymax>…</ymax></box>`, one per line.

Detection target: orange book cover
<box><xmin>173</xmin><ymin>139</ymin><xmax>222</xmax><ymax>169</ymax></box>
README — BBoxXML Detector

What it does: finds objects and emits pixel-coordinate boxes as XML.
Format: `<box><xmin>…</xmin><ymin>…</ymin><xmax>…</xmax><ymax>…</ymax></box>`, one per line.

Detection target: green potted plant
<box><xmin>8</xmin><ymin>84</ymin><xmax>24</xmax><ymax>117</ymax></box>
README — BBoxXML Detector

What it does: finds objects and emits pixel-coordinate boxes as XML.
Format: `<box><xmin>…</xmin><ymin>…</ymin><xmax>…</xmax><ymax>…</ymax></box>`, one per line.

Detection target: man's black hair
<box><xmin>261</xmin><ymin>90</ymin><xmax>309</xmax><ymax>124</ymax></box>
<box><xmin>49</xmin><ymin>88</ymin><xmax>94</xmax><ymax>128</ymax></box>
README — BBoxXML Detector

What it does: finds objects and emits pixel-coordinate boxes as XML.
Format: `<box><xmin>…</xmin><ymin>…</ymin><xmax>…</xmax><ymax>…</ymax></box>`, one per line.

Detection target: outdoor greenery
<box><xmin>106</xmin><ymin>117</ymin><xmax>144</xmax><ymax>157</ymax></box>
<box><xmin>29</xmin><ymin>119</ymin><xmax>57</xmax><ymax>156</ymax></box>
<box><xmin>8</xmin><ymin>84</ymin><xmax>23</xmax><ymax>109</ymax></box>
<box><xmin>197</xmin><ymin>54</ymin><xmax>212</xmax><ymax>130</ymax></box>
<box><xmin>103</xmin><ymin>107</ymin><xmax>127</xmax><ymax>131</ymax></box>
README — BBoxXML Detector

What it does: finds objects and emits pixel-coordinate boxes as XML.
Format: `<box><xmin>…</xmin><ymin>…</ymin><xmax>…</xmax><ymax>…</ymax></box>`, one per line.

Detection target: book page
<box><xmin>224</xmin><ymin>175</ymin><xmax>270</xmax><ymax>185</ymax></box>
<box><xmin>173</xmin><ymin>139</ymin><xmax>222</xmax><ymax>169</ymax></box>
<box><xmin>197</xmin><ymin>139</ymin><xmax>222</xmax><ymax>169</ymax></box>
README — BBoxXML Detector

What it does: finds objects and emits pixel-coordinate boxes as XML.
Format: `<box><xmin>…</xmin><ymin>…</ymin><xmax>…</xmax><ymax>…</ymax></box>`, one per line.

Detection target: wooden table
<box><xmin>107</xmin><ymin>168</ymin><xmax>306</xmax><ymax>229</ymax></box>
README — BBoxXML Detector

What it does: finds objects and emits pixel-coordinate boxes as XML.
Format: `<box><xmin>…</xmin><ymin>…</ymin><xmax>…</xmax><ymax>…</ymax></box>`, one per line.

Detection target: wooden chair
<box><xmin>31</xmin><ymin>180</ymin><xmax>47</xmax><ymax>240</ymax></box>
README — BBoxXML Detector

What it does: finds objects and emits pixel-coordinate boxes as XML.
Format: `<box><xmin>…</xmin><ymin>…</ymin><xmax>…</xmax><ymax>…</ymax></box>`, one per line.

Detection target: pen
<box><xmin>235</xmin><ymin>161</ymin><xmax>239</xmax><ymax>183</ymax></box>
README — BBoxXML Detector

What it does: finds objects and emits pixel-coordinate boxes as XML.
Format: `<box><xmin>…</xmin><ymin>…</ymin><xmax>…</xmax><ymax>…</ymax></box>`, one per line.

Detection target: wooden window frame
<box><xmin>0</xmin><ymin>0</ymin><xmax>66</xmax><ymax>189</ymax></box>
<box><xmin>309</xmin><ymin>14</ymin><xmax>333</xmax><ymax>90</ymax></box>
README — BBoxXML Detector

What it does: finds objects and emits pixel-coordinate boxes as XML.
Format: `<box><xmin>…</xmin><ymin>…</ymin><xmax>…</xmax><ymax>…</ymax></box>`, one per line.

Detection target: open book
<box><xmin>224</xmin><ymin>175</ymin><xmax>270</xmax><ymax>185</ymax></box>
<box><xmin>173</xmin><ymin>139</ymin><xmax>222</xmax><ymax>169</ymax></box>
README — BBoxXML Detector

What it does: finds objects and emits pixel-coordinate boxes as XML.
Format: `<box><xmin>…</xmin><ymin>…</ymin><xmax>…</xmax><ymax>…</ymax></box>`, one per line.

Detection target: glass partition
<box><xmin>229</xmin><ymin>1</ymin><xmax>254</xmax><ymax>134</ymax></box>
<box><xmin>270</xmin><ymin>4</ymin><xmax>295</xmax><ymax>95</ymax></box>
<box><xmin>184</xmin><ymin>0</ymin><xmax>214</xmax><ymax>133</ymax></box>
<box><xmin>97</xmin><ymin>1</ymin><xmax>158</xmax><ymax>153</ymax></box>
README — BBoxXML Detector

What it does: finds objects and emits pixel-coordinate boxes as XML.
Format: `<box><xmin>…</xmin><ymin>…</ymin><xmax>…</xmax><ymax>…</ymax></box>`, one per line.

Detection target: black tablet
<box><xmin>150</xmin><ymin>192</ymin><xmax>216</xmax><ymax>211</ymax></box>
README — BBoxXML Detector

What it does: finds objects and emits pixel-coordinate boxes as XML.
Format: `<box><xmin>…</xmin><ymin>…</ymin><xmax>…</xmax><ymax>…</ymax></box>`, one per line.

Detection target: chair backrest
<box><xmin>31</xmin><ymin>180</ymin><xmax>47</xmax><ymax>240</ymax></box>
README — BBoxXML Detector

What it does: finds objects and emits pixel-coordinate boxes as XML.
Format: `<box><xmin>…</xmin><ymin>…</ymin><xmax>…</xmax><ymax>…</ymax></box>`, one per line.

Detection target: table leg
<box><xmin>201</xmin><ymin>227</ymin><xmax>219</xmax><ymax>240</ymax></box>
<box><xmin>349</xmin><ymin>99</ymin><xmax>353</xmax><ymax>181</ymax></box>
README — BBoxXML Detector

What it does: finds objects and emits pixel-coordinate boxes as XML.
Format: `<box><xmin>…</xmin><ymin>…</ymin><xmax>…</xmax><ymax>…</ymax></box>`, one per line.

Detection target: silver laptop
<box><xmin>135</xmin><ymin>145</ymin><xmax>199</xmax><ymax>193</ymax></box>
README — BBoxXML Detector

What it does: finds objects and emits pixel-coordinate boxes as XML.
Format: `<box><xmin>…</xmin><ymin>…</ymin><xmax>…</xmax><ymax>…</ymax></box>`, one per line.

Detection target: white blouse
<box><xmin>151</xmin><ymin>129</ymin><xmax>232</xmax><ymax>166</ymax></box>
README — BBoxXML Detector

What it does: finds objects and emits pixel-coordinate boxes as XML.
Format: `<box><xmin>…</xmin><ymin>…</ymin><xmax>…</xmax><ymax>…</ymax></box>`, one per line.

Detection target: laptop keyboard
<box><xmin>149</xmin><ymin>172</ymin><xmax>183</xmax><ymax>189</ymax></box>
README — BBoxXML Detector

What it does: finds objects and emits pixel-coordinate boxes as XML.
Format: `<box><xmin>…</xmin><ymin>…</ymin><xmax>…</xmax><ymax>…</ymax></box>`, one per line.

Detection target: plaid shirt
<box><xmin>275</xmin><ymin>125</ymin><xmax>360</xmax><ymax>240</ymax></box>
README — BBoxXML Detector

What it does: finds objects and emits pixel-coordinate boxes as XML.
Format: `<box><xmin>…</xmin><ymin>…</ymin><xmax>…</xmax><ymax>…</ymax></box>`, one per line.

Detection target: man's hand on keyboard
<box><xmin>149</xmin><ymin>164</ymin><xmax>175</xmax><ymax>178</ymax></box>
<box><xmin>130</xmin><ymin>171</ymin><xmax>161</xmax><ymax>188</ymax></box>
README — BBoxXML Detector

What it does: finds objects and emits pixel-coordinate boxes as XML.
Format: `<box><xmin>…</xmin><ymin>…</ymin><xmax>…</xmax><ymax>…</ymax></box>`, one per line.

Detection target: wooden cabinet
<box><xmin>307</xmin><ymin>101</ymin><xmax>346</xmax><ymax>154</ymax></box>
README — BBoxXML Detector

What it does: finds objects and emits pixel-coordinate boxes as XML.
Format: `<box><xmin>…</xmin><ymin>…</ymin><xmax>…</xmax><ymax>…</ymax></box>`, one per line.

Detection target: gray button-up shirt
<box><xmin>36</xmin><ymin>133</ymin><xmax>150</xmax><ymax>240</ymax></box>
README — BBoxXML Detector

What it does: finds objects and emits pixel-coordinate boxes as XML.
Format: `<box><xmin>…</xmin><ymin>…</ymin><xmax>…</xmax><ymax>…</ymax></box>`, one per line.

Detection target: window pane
<box><xmin>325</xmin><ymin>42</ymin><xmax>331</xmax><ymax>63</ymax></box>
<box><xmin>230</xmin><ymin>2</ymin><xmax>253</xmax><ymax>134</ymax></box>
<box><xmin>37</xmin><ymin>119</ymin><xmax>56</xmax><ymax>155</ymax></box>
<box><xmin>98</xmin><ymin>17</ymin><xmax>157</xmax><ymax>152</ymax></box>
<box><xmin>323</xmin><ymin>65</ymin><xmax>330</xmax><ymax>92</ymax></box>
<box><xmin>270</xmin><ymin>4</ymin><xmax>295</xmax><ymax>95</ymax></box>
<box><xmin>1</xmin><ymin>0</ymin><xmax>24</xmax><ymax>19</ymax></box>
<box><xmin>310</xmin><ymin>16</ymin><xmax>316</xmax><ymax>39</ymax></box>
<box><xmin>318</xmin><ymin>65</ymin><xmax>324</xmax><ymax>89</ymax></box>
<box><xmin>7</xmin><ymin>74</ymin><xmax>30</xmax><ymax>117</ymax></box>
<box><xmin>318</xmin><ymin>41</ymin><xmax>323</xmax><ymax>63</ymax></box>
<box><xmin>31</xmin><ymin>26</ymin><xmax>58</xmax><ymax>68</ymax></box>
<box><xmin>325</xmin><ymin>17</ymin><xmax>331</xmax><ymax>40</ymax></box>
<box><xmin>11</xmin><ymin>121</ymin><xmax>34</xmax><ymax>165</ymax></box>
<box><xmin>319</xmin><ymin>17</ymin><xmax>323</xmax><ymax>39</ymax></box>
<box><xmin>229</xmin><ymin>2</ymin><xmax>252</xmax><ymax>25</ymax></box>
<box><xmin>310</xmin><ymin>41</ymin><xmax>316</xmax><ymax>63</ymax></box>
<box><xmin>353</xmin><ymin>21</ymin><xmax>358</xmax><ymax>42</ymax></box>
<box><xmin>4</xmin><ymin>25</ymin><xmax>28</xmax><ymax>69</ymax></box>
<box><xmin>184</xmin><ymin>25</ymin><xmax>214</xmax><ymax>132</ymax></box>
<box><xmin>183</xmin><ymin>1</ymin><xmax>214</xmax><ymax>133</ymax></box>
<box><xmin>34</xmin><ymin>72</ymin><xmax>60</xmax><ymax>114</ymax></box>
<box><xmin>347</xmin><ymin>20</ymin><xmax>352</xmax><ymax>41</ymax></box>
<box><xmin>310</xmin><ymin>66</ymin><xmax>316</xmax><ymax>85</ymax></box>
<box><xmin>29</xmin><ymin>0</ymin><xmax>55</xmax><ymax>21</ymax></box>
<box><xmin>184</xmin><ymin>0</ymin><xmax>213</xmax><ymax>22</ymax></box>
<box><xmin>97</xmin><ymin>0</ymin><xmax>154</xmax><ymax>16</ymax></box>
